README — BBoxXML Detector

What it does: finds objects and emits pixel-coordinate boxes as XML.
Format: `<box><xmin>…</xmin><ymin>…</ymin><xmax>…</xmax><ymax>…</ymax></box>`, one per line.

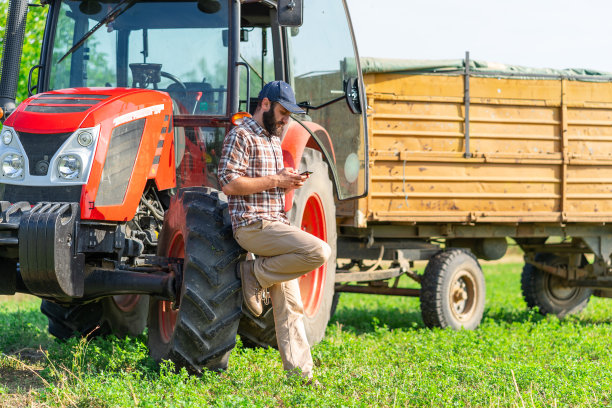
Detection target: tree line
<box><xmin>0</xmin><ymin>1</ymin><xmax>47</xmax><ymax>104</ymax></box>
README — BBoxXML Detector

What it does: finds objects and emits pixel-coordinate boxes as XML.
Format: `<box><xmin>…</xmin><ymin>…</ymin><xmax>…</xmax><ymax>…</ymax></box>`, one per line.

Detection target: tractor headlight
<box><xmin>2</xmin><ymin>153</ymin><xmax>24</xmax><ymax>178</ymax></box>
<box><xmin>77</xmin><ymin>130</ymin><xmax>94</xmax><ymax>147</ymax></box>
<box><xmin>57</xmin><ymin>155</ymin><xmax>82</xmax><ymax>180</ymax></box>
<box><xmin>50</xmin><ymin>125</ymin><xmax>100</xmax><ymax>184</ymax></box>
<box><xmin>1</xmin><ymin>129</ymin><xmax>13</xmax><ymax>145</ymax></box>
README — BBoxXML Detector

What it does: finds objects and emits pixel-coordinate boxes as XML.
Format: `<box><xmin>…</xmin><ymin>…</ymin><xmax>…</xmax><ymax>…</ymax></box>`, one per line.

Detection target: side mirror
<box><xmin>277</xmin><ymin>0</ymin><xmax>303</xmax><ymax>27</ymax></box>
<box><xmin>344</xmin><ymin>77</ymin><xmax>361</xmax><ymax>114</ymax></box>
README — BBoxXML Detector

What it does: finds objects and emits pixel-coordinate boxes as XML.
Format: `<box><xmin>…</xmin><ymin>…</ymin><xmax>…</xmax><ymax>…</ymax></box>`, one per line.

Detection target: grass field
<box><xmin>0</xmin><ymin>262</ymin><xmax>611</xmax><ymax>407</ymax></box>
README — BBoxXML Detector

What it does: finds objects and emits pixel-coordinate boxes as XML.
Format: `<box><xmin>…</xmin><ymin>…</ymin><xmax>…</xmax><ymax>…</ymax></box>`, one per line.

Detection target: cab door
<box><xmin>285</xmin><ymin>0</ymin><xmax>368</xmax><ymax>200</ymax></box>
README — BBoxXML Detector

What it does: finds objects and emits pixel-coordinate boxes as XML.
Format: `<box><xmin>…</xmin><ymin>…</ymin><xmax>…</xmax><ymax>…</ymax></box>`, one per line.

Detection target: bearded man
<box><xmin>218</xmin><ymin>81</ymin><xmax>330</xmax><ymax>382</ymax></box>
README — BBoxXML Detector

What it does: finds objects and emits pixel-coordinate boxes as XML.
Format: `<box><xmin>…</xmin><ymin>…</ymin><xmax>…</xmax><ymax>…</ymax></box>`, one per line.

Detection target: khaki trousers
<box><xmin>234</xmin><ymin>220</ymin><xmax>331</xmax><ymax>378</ymax></box>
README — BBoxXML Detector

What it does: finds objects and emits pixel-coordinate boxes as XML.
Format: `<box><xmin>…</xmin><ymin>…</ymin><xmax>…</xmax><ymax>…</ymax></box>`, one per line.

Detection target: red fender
<box><xmin>281</xmin><ymin>120</ymin><xmax>335</xmax><ymax>212</ymax></box>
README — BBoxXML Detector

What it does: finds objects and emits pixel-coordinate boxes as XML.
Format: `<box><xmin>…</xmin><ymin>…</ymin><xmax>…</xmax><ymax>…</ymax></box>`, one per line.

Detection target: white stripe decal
<box><xmin>113</xmin><ymin>104</ymin><xmax>165</xmax><ymax>126</ymax></box>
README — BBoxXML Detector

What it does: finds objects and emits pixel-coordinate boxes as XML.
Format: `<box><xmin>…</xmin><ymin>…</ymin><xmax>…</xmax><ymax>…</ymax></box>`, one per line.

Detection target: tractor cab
<box><xmin>34</xmin><ymin>0</ymin><xmax>368</xmax><ymax>199</ymax></box>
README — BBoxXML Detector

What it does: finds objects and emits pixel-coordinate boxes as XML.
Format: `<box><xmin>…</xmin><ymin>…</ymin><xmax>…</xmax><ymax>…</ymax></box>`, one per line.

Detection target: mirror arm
<box><xmin>27</xmin><ymin>65</ymin><xmax>43</xmax><ymax>97</ymax></box>
<box><xmin>298</xmin><ymin>94</ymin><xmax>344</xmax><ymax>112</ymax></box>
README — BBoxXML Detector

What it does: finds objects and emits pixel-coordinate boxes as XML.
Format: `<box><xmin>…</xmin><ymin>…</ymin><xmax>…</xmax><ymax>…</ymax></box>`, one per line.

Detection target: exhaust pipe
<box><xmin>0</xmin><ymin>0</ymin><xmax>29</xmax><ymax>122</ymax></box>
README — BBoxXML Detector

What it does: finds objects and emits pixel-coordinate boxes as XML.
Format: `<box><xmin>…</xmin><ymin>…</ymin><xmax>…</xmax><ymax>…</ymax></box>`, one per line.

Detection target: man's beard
<box><xmin>263</xmin><ymin>107</ymin><xmax>283</xmax><ymax>136</ymax></box>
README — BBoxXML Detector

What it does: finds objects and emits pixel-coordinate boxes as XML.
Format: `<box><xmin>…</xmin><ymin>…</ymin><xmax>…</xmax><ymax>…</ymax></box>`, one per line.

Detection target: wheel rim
<box><xmin>298</xmin><ymin>194</ymin><xmax>327</xmax><ymax>317</ymax></box>
<box><xmin>449</xmin><ymin>269</ymin><xmax>477</xmax><ymax>321</ymax></box>
<box><xmin>113</xmin><ymin>294</ymin><xmax>141</xmax><ymax>312</ymax></box>
<box><xmin>158</xmin><ymin>231</ymin><xmax>183</xmax><ymax>343</ymax></box>
<box><xmin>546</xmin><ymin>274</ymin><xmax>579</xmax><ymax>302</ymax></box>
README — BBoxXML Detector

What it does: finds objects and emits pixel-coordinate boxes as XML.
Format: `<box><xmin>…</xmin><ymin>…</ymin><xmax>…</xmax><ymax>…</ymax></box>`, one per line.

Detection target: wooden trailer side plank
<box><xmin>355</xmin><ymin>72</ymin><xmax>612</xmax><ymax>225</ymax></box>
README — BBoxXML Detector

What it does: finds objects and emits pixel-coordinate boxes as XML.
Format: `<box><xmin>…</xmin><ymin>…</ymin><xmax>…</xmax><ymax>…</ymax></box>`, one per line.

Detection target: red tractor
<box><xmin>0</xmin><ymin>0</ymin><xmax>368</xmax><ymax>372</ymax></box>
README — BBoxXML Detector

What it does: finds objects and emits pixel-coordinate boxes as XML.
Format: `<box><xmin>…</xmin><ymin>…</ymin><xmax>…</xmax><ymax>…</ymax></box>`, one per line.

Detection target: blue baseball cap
<box><xmin>258</xmin><ymin>81</ymin><xmax>305</xmax><ymax>114</ymax></box>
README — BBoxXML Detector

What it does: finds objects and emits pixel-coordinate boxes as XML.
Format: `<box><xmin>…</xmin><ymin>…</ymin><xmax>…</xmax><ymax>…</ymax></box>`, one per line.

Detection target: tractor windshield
<box><xmin>47</xmin><ymin>0</ymin><xmax>230</xmax><ymax>116</ymax></box>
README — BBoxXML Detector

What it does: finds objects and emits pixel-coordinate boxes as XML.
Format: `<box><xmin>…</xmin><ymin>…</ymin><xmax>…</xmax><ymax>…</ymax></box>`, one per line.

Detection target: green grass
<box><xmin>0</xmin><ymin>263</ymin><xmax>611</xmax><ymax>407</ymax></box>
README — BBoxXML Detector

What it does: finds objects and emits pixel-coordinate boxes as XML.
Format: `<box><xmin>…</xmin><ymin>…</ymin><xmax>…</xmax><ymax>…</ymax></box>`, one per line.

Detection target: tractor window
<box><xmin>238</xmin><ymin>26</ymin><xmax>275</xmax><ymax>113</ymax></box>
<box><xmin>49</xmin><ymin>1</ymin><xmax>116</xmax><ymax>90</ymax></box>
<box><xmin>286</xmin><ymin>0</ymin><xmax>367</xmax><ymax>200</ymax></box>
<box><xmin>47</xmin><ymin>0</ymin><xmax>230</xmax><ymax>116</ymax></box>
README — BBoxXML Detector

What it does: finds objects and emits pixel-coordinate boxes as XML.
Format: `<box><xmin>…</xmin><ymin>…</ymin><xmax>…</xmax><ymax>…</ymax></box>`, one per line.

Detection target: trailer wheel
<box><xmin>147</xmin><ymin>188</ymin><xmax>244</xmax><ymax>373</ymax></box>
<box><xmin>238</xmin><ymin>148</ymin><xmax>337</xmax><ymax>348</ymax></box>
<box><xmin>420</xmin><ymin>249</ymin><xmax>486</xmax><ymax>330</ymax></box>
<box><xmin>41</xmin><ymin>295</ymin><xmax>148</xmax><ymax>340</ymax></box>
<box><xmin>521</xmin><ymin>253</ymin><xmax>592</xmax><ymax>318</ymax></box>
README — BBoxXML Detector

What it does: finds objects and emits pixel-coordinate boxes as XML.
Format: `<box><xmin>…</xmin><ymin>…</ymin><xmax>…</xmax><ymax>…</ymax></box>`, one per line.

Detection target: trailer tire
<box><xmin>420</xmin><ymin>249</ymin><xmax>486</xmax><ymax>330</ymax></box>
<box><xmin>41</xmin><ymin>295</ymin><xmax>149</xmax><ymax>340</ymax></box>
<box><xmin>238</xmin><ymin>148</ymin><xmax>337</xmax><ymax>348</ymax></box>
<box><xmin>147</xmin><ymin>187</ymin><xmax>244</xmax><ymax>373</ymax></box>
<box><xmin>521</xmin><ymin>253</ymin><xmax>592</xmax><ymax>318</ymax></box>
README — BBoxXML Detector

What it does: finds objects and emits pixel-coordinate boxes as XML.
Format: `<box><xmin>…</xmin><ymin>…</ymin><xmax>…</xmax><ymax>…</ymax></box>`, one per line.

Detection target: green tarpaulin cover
<box><xmin>360</xmin><ymin>57</ymin><xmax>612</xmax><ymax>82</ymax></box>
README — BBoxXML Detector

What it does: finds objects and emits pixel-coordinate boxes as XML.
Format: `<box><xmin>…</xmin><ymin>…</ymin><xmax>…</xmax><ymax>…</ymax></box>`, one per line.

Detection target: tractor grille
<box><xmin>95</xmin><ymin>119</ymin><xmax>145</xmax><ymax>207</ymax></box>
<box><xmin>17</xmin><ymin>131</ymin><xmax>73</xmax><ymax>176</ymax></box>
<box><xmin>24</xmin><ymin>93</ymin><xmax>110</xmax><ymax>114</ymax></box>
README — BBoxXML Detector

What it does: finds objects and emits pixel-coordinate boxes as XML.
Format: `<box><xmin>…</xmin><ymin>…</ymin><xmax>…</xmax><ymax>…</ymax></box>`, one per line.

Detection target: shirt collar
<box><xmin>243</xmin><ymin>116</ymin><xmax>273</xmax><ymax>138</ymax></box>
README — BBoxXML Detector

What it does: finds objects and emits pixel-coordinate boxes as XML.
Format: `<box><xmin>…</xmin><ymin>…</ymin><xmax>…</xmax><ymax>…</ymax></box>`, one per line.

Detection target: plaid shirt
<box><xmin>218</xmin><ymin>117</ymin><xmax>289</xmax><ymax>232</ymax></box>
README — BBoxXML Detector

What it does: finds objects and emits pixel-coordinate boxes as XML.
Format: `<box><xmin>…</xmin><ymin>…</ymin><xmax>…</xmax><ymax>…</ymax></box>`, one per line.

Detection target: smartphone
<box><xmin>300</xmin><ymin>171</ymin><xmax>313</xmax><ymax>176</ymax></box>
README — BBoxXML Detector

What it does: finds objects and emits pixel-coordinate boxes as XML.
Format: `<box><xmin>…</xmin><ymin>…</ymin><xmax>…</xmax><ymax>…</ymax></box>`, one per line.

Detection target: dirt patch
<box><xmin>0</xmin><ymin>392</ymin><xmax>42</xmax><ymax>408</ymax></box>
<box><xmin>0</xmin><ymin>364</ymin><xmax>46</xmax><ymax>394</ymax></box>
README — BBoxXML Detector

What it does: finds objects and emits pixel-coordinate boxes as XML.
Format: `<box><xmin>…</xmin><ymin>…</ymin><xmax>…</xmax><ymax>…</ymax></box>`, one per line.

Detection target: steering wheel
<box><xmin>161</xmin><ymin>71</ymin><xmax>187</xmax><ymax>95</ymax></box>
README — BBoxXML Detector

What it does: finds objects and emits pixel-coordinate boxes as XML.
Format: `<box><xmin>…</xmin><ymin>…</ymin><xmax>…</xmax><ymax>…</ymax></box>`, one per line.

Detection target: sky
<box><xmin>345</xmin><ymin>0</ymin><xmax>612</xmax><ymax>72</ymax></box>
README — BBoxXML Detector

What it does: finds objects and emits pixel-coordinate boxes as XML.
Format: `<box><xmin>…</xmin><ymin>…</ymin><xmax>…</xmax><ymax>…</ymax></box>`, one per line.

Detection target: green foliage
<box><xmin>0</xmin><ymin>263</ymin><xmax>611</xmax><ymax>407</ymax></box>
<box><xmin>0</xmin><ymin>0</ymin><xmax>48</xmax><ymax>104</ymax></box>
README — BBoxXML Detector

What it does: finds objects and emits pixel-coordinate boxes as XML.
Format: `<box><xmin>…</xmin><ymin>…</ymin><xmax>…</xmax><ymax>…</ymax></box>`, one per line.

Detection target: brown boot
<box><xmin>239</xmin><ymin>260</ymin><xmax>263</xmax><ymax>317</ymax></box>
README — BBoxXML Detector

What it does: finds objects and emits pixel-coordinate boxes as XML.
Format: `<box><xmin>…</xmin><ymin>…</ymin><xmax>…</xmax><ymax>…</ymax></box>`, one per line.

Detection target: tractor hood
<box><xmin>4</xmin><ymin>88</ymin><xmax>172</xmax><ymax>134</ymax></box>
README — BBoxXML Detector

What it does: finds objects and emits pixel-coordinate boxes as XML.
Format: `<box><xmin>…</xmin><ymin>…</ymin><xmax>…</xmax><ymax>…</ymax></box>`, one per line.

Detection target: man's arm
<box><xmin>221</xmin><ymin>168</ymin><xmax>306</xmax><ymax>196</ymax></box>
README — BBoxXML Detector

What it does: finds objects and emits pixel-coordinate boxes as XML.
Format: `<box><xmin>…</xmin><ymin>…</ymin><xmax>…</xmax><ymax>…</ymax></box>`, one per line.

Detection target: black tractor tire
<box><xmin>102</xmin><ymin>295</ymin><xmax>150</xmax><ymax>337</ymax></box>
<box><xmin>41</xmin><ymin>295</ymin><xmax>149</xmax><ymax>340</ymax></box>
<box><xmin>330</xmin><ymin>292</ymin><xmax>341</xmax><ymax>318</ymax></box>
<box><xmin>41</xmin><ymin>300</ymin><xmax>105</xmax><ymax>340</ymax></box>
<box><xmin>420</xmin><ymin>249</ymin><xmax>486</xmax><ymax>330</ymax></box>
<box><xmin>521</xmin><ymin>253</ymin><xmax>592</xmax><ymax>318</ymax></box>
<box><xmin>147</xmin><ymin>187</ymin><xmax>244</xmax><ymax>373</ymax></box>
<box><xmin>238</xmin><ymin>305</ymin><xmax>277</xmax><ymax>349</ymax></box>
<box><xmin>238</xmin><ymin>148</ymin><xmax>337</xmax><ymax>348</ymax></box>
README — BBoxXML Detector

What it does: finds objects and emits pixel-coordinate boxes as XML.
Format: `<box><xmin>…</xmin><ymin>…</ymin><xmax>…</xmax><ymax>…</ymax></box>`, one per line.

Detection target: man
<box><xmin>218</xmin><ymin>81</ymin><xmax>331</xmax><ymax>381</ymax></box>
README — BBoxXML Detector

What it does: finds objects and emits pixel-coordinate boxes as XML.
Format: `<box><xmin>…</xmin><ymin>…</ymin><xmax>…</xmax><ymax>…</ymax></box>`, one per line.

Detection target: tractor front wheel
<box><xmin>147</xmin><ymin>187</ymin><xmax>244</xmax><ymax>373</ymax></box>
<box><xmin>41</xmin><ymin>295</ymin><xmax>148</xmax><ymax>340</ymax></box>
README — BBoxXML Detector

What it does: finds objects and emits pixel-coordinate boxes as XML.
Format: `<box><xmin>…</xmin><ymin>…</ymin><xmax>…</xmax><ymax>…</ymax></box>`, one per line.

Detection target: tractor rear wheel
<box><xmin>147</xmin><ymin>187</ymin><xmax>244</xmax><ymax>373</ymax></box>
<box><xmin>41</xmin><ymin>295</ymin><xmax>149</xmax><ymax>340</ymax></box>
<box><xmin>521</xmin><ymin>253</ymin><xmax>592</xmax><ymax>318</ymax></box>
<box><xmin>238</xmin><ymin>148</ymin><xmax>337</xmax><ymax>348</ymax></box>
<box><xmin>420</xmin><ymin>249</ymin><xmax>486</xmax><ymax>330</ymax></box>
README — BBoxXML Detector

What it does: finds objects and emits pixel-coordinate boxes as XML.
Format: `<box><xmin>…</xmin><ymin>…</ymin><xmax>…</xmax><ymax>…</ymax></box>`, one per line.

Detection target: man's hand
<box><xmin>221</xmin><ymin>167</ymin><xmax>309</xmax><ymax>196</ymax></box>
<box><xmin>273</xmin><ymin>168</ymin><xmax>308</xmax><ymax>190</ymax></box>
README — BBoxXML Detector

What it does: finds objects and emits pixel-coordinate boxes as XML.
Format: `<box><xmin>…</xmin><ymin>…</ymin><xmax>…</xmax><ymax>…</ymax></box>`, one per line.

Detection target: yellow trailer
<box><xmin>335</xmin><ymin>57</ymin><xmax>612</xmax><ymax>330</ymax></box>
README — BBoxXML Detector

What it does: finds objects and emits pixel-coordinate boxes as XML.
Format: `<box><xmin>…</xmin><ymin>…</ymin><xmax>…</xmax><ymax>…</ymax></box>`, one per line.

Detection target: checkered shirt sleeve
<box><xmin>218</xmin><ymin>117</ymin><xmax>289</xmax><ymax>231</ymax></box>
